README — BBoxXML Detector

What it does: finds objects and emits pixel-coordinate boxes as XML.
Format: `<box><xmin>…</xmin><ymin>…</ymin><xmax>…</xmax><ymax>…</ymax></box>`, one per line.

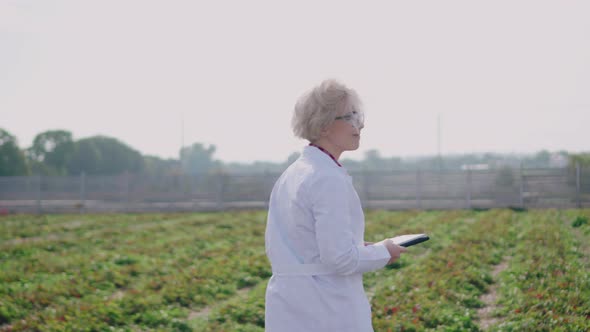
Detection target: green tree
<box><xmin>569</xmin><ymin>153</ymin><xmax>590</xmax><ymax>168</ymax></box>
<box><xmin>67</xmin><ymin>136</ymin><xmax>144</xmax><ymax>175</ymax></box>
<box><xmin>180</xmin><ymin>143</ymin><xmax>217</xmax><ymax>174</ymax></box>
<box><xmin>143</xmin><ymin>155</ymin><xmax>180</xmax><ymax>176</ymax></box>
<box><xmin>28</xmin><ymin>130</ymin><xmax>75</xmax><ymax>175</ymax></box>
<box><xmin>0</xmin><ymin>128</ymin><xmax>29</xmax><ymax>176</ymax></box>
<box><xmin>527</xmin><ymin>150</ymin><xmax>551</xmax><ymax>168</ymax></box>
<box><xmin>567</xmin><ymin>152</ymin><xmax>590</xmax><ymax>186</ymax></box>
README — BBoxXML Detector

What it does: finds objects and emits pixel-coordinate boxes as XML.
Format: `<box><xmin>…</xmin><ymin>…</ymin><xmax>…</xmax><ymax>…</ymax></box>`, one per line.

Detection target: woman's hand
<box><xmin>375</xmin><ymin>239</ymin><xmax>407</xmax><ymax>265</ymax></box>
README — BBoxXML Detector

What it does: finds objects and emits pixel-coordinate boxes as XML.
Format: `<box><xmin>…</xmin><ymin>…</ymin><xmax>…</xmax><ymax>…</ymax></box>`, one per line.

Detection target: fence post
<box><xmin>187</xmin><ymin>174</ymin><xmax>194</xmax><ymax>205</ymax></box>
<box><xmin>188</xmin><ymin>174</ymin><xmax>197</xmax><ymax>211</ymax></box>
<box><xmin>416</xmin><ymin>168</ymin><xmax>422</xmax><ymax>210</ymax></box>
<box><xmin>216</xmin><ymin>173</ymin><xmax>226</xmax><ymax>210</ymax></box>
<box><xmin>576</xmin><ymin>162</ymin><xmax>581</xmax><ymax>208</ymax></box>
<box><xmin>466</xmin><ymin>168</ymin><xmax>472</xmax><ymax>209</ymax></box>
<box><xmin>36</xmin><ymin>174</ymin><xmax>42</xmax><ymax>214</ymax></box>
<box><xmin>79</xmin><ymin>172</ymin><xmax>86</xmax><ymax>214</ymax></box>
<box><xmin>124</xmin><ymin>171</ymin><xmax>130</xmax><ymax>212</ymax></box>
<box><xmin>519</xmin><ymin>162</ymin><xmax>525</xmax><ymax>209</ymax></box>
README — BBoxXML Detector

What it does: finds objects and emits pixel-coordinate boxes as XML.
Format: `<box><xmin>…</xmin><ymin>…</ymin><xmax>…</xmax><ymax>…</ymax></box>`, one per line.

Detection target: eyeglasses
<box><xmin>335</xmin><ymin>111</ymin><xmax>364</xmax><ymax>129</ymax></box>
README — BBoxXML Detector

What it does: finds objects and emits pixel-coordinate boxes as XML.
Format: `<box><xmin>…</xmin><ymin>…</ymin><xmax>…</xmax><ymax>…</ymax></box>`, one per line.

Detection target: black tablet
<box><xmin>391</xmin><ymin>233</ymin><xmax>430</xmax><ymax>247</ymax></box>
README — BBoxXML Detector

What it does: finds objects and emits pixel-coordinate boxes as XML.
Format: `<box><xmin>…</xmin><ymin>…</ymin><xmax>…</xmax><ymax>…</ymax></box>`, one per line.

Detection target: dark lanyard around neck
<box><xmin>309</xmin><ymin>143</ymin><xmax>342</xmax><ymax>167</ymax></box>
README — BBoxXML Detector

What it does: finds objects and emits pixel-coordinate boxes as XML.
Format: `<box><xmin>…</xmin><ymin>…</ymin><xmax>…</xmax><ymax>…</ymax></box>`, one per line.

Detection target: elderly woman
<box><xmin>264</xmin><ymin>79</ymin><xmax>406</xmax><ymax>332</ymax></box>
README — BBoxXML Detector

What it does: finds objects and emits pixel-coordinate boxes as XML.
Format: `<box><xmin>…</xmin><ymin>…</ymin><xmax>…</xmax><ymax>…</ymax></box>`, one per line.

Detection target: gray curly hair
<box><xmin>291</xmin><ymin>79</ymin><xmax>363</xmax><ymax>142</ymax></box>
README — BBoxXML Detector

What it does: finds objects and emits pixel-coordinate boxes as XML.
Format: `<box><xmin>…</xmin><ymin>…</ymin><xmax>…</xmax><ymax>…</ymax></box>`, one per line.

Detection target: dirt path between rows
<box><xmin>477</xmin><ymin>256</ymin><xmax>511</xmax><ymax>330</ymax></box>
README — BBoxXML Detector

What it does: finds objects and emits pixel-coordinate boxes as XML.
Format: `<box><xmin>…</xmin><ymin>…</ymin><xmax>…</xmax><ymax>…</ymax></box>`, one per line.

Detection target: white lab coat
<box><xmin>264</xmin><ymin>146</ymin><xmax>391</xmax><ymax>332</ymax></box>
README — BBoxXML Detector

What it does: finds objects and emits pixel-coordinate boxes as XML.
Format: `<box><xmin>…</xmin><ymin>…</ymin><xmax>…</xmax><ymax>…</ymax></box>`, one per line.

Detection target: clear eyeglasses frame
<box><xmin>334</xmin><ymin>111</ymin><xmax>364</xmax><ymax>129</ymax></box>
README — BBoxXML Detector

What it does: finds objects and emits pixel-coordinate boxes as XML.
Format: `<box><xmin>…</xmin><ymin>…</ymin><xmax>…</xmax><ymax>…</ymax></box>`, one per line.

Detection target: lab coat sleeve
<box><xmin>309</xmin><ymin>175</ymin><xmax>391</xmax><ymax>275</ymax></box>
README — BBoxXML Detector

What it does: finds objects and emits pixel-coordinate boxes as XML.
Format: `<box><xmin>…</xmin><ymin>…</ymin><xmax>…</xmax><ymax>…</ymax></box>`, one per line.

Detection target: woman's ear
<box><xmin>319</xmin><ymin>126</ymin><xmax>330</xmax><ymax>137</ymax></box>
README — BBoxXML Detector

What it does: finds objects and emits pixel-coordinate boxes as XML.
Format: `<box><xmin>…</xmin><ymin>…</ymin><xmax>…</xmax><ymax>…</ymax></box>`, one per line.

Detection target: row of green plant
<box><xmin>1</xmin><ymin>210</ymin><xmax>452</xmax><ymax>331</ymax></box>
<box><xmin>185</xmin><ymin>209</ymin><xmax>590</xmax><ymax>332</ymax></box>
<box><xmin>192</xmin><ymin>210</ymin><xmax>488</xmax><ymax>331</ymax></box>
<box><xmin>366</xmin><ymin>209</ymin><xmax>514</xmax><ymax>331</ymax></box>
<box><xmin>1</xmin><ymin>209</ymin><xmax>588</xmax><ymax>331</ymax></box>
<box><xmin>1</xmin><ymin>211</ymin><xmax>270</xmax><ymax>331</ymax></box>
<box><xmin>489</xmin><ymin>209</ymin><xmax>590</xmax><ymax>331</ymax></box>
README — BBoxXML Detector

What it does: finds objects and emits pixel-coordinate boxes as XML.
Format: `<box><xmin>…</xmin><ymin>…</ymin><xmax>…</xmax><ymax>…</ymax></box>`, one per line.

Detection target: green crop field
<box><xmin>1</xmin><ymin>209</ymin><xmax>589</xmax><ymax>331</ymax></box>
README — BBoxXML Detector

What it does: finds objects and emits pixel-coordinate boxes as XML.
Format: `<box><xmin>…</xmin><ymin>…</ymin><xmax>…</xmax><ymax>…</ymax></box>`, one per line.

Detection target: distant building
<box><xmin>549</xmin><ymin>153</ymin><xmax>568</xmax><ymax>168</ymax></box>
<box><xmin>461</xmin><ymin>164</ymin><xmax>490</xmax><ymax>171</ymax></box>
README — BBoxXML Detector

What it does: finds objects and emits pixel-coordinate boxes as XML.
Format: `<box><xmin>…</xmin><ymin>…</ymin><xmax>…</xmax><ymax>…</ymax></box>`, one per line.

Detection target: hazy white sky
<box><xmin>2</xmin><ymin>0</ymin><xmax>589</xmax><ymax>162</ymax></box>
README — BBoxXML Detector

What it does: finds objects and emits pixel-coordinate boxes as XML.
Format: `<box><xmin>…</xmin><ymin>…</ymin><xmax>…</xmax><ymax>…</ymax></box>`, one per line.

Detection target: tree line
<box><xmin>0</xmin><ymin>127</ymin><xmax>586</xmax><ymax>177</ymax></box>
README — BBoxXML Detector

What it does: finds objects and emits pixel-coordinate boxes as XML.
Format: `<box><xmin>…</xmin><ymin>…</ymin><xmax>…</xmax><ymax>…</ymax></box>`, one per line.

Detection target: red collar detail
<box><xmin>309</xmin><ymin>143</ymin><xmax>342</xmax><ymax>167</ymax></box>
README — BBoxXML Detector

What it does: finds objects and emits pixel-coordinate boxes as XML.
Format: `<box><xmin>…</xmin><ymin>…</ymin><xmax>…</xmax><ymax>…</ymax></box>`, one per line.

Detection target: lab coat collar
<box><xmin>302</xmin><ymin>145</ymin><xmax>350</xmax><ymax>177</ymax></box>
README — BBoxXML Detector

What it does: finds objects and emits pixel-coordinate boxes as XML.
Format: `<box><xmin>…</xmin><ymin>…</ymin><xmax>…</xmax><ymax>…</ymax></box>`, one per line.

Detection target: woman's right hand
<box><xmin>376</xmin><ymin>239</ymin><xmax>407</xmax><ymax>265</ymax></box>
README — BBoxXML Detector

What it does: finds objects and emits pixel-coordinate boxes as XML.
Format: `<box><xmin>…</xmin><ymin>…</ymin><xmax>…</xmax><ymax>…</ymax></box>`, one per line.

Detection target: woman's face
<box><xmin>323</xmin><ymin>110</ymin><xmax>364</xmax><ymax>152</ymax></box>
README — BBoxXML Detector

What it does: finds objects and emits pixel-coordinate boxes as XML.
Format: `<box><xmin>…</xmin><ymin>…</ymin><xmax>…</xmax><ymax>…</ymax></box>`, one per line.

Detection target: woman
<box><xmin>264</xmin><ymin>79</ymin><xmax>406</xmax><ymax>332</ymax></box>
